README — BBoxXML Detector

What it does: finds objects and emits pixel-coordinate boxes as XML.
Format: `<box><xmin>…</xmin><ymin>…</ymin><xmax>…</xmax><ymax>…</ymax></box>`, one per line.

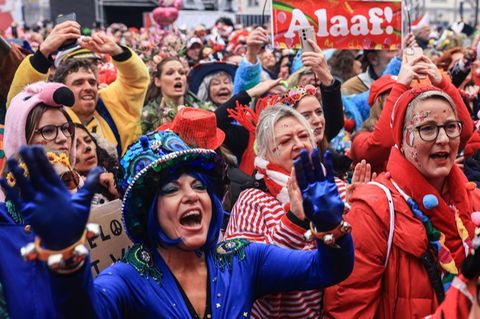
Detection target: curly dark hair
<box><xmin>52</xmin><ymin>59</ymin><xmax>98</xmax><ymax>84</ymax></box>
<box><xmin>74</xmin><ymin>123</ymin><xmax>120</xmax><ymax>200</ymax></box>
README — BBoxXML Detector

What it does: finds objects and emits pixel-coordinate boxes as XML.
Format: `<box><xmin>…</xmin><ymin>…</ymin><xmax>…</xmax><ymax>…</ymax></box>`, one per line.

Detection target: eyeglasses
<box><xmin>59</xmin><ymin>170</ymin><xmax>80</xmax><ymax>191</ymax></box>
<box><xmin>34</xmin><ymin>123</ymin><xmax>75</xmax><ymax>141</ymax></box>
<box><xmin>414</xmin><ymin>121</ymin><xmax>463</xmax><ymax>142</ymax></box>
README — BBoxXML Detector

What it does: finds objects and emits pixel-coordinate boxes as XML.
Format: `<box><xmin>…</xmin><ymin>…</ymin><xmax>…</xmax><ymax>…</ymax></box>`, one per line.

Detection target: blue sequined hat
<box><xmin>119</xmin><ymin>130</ymin><xmax>225</xmax><ymax>243</ymax></box>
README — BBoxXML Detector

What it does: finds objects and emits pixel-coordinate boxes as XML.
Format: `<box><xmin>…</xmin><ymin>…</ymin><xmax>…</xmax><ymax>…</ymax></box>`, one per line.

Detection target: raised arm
<box><xmin>302</xmin><ymin>39</ymin><xmax>344</xmax><ymax>140</ymax></box>
<box><xmin>84</xmin><ymin>32</ymin><xmax>150</xmax><ymax>154</ymax></box>
<box><xmin>216</xmin><ymin>79</ymin><xmax>282</xmax><ymax>164</ymax></box>
<box><xmin>351</xmin><ymin>53</ymin><xmax>431</xmax><ymax>170</ymax></box>
<box><xmin>7</xmin><ymin>21</ymin><xmax>81</xmax><ymax>106</ymax></box>
<box><xmin>250</xmin><ymin>234</ymin><xmax>353</xmax><ymax>298</ymax></box>
<box><xmin>0</xmin><ymin>147</ymin><xmax>127</xmax><ymax>318</ymax></box>
<box><xmin>232</xmin><ymin>27</ymin><xmax>267</xmax><ymax>94</ymax></box>
<box><xmin>251</xmin><ymin>149</ymin><xmax>354</xmax><ymax>297</ymax></box>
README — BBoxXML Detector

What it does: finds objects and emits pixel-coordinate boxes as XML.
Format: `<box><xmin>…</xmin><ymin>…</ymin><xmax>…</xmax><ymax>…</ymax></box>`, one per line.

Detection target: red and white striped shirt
<box><xmin>225</xmin><ymin>179</ymin><xmax>347</xmax><ymax>319</ymax></box>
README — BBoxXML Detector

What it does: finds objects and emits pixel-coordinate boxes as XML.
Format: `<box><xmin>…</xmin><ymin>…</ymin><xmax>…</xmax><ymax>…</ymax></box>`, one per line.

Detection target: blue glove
<box><xmin>294</xmin><ymin>149</ymin><xmax>344</xmax><ymax>231</ymax></box>
<box><xmin>0</xmin><ymin>146</ymin><xmax>102</xmax><ymax>250</ymax></box>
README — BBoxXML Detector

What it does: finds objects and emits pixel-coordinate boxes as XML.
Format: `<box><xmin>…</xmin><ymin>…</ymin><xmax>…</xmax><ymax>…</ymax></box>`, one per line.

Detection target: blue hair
<box><xmin>146</xmin><ymin>171</ymin><xmax>224</xmax><ymax>252</ymax></box>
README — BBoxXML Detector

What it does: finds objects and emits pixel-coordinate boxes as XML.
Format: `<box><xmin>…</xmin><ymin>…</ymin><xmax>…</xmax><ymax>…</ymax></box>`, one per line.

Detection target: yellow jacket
<box><xmin>7</xmin><ymin>48</ymin><xmax>149</xmax><ymax>155</ymax></box>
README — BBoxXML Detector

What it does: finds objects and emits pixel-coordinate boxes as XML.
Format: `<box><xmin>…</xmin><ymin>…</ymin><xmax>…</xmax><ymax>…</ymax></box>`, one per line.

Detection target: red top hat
<box><xmin>157</xmin><ymin>107</ymin><xmax>225</xmax><ymax>150</ymax></box>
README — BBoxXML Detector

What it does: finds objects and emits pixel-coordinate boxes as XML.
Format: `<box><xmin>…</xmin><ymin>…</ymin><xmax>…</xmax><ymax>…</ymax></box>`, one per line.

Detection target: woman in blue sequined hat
<box><xmin>2</xmin><ymin>130</ymin><xmax>354</xmax><ymax>318</ymax></box>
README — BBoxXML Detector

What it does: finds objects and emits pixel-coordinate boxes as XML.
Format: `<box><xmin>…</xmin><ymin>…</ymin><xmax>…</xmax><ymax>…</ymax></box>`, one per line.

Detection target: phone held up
<box><xmin>296</xmin><ymin>26</ymin><xmax>316</xmax><ymax>52</ymax></box>
<box><xmin>404</xmin><ymin>46</ymin><xmax>431</xmax><ymax>82</ymax></box>
<box><xmin>56</xmin><ymin>13</ymin><xmax>78</xmax><ymax>51</ymax></box>
<box><xmin>404</xmin><ymin>46</ymin><xmax>423</xmax><ymax>64</ymax></box>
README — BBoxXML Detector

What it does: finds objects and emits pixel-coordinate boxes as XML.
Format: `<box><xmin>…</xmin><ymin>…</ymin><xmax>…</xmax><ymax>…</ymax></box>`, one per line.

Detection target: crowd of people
<box><xmin>0</xmin><ymin>13</ymin><xmax>480</xmax><ymax>318</ymax></box>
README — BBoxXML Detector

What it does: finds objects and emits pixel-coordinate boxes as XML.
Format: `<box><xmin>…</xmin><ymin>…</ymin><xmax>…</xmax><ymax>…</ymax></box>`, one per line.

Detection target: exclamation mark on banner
<box><xmin>384</xmin><ymin>7</ymin><xmax>394</xmax><ymax>34</ymax></box>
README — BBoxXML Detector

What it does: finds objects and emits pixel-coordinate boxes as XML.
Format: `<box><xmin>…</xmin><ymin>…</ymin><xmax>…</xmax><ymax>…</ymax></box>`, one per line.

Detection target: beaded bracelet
<box><xmin>304</xmin><ymin>220</ymin><xmax>352</xmax><ymax>246</ymax></box>
<box><xmin>20</xmin><ymin>223</ymin><xmax>100</xmax><ymax>274</ymax></box>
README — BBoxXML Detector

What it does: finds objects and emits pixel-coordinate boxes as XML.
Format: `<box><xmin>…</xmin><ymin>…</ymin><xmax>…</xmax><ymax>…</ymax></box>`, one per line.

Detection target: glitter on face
<box><xmin>410</xmin><ymin>111</ymin><xmax>431</xmax><ymax>127</ymax></box>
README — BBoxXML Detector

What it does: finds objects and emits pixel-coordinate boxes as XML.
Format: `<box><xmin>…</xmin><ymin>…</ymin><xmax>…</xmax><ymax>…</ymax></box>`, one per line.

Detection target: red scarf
<box><xmin>254</xmin><ymin>157</ymin><xmax>291</xmax><ymax>211</ymax></box>
<box><xmin>387</xmin><ymin>147</ymin><xmax>475</xmax><ymax>267</ymax></box>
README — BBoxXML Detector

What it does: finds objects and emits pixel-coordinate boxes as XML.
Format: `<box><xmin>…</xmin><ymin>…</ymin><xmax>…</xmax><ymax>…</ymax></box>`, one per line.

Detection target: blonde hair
<box><xmin>286</xmin><ymin>66</ymin><xmax>313</xmax><ymax>89</ymax></box>
<box><xmin>255</xmin><ymin>105</ymin><xmax>315</xmax><ymax>160</ymax></box>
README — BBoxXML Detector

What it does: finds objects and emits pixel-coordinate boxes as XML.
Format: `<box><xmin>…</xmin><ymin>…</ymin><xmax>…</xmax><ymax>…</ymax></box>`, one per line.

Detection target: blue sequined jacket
<box><xmin>49</xmin><ymin>236</ymin><xmax>354</xmax><ymax>318</ymax></box>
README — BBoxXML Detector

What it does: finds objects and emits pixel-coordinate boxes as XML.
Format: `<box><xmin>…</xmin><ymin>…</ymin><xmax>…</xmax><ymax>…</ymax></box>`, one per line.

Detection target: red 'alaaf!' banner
<box><xmin>272</xmin><ymin>0</ymin><xmax>402</xmax><ymax>50</ymax></box>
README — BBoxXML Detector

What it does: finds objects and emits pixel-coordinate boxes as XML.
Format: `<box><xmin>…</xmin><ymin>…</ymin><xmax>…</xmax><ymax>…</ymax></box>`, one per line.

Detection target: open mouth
<box><xmin>179</xmin><ymin>209</ymin><xmax>202</xmax><ymax>227</ymax></box>
<box><xmin>430</xmin><ymin>152</ymin><xmax>449</xmax><ymax>160</ymax></box>
<box><xmin>174</xmin><ymin>82</ymin><xmax>183</xmax><ymax>91</ymax></box>
<box><xmin>216</xmin><ymin>90</ymin><xmax>231</xmax><ymax>98</ymax></box>
<box><xmin>81</xmin><ymin>94</ymin><xmax>95</xmax><ymax>101</ymax></box>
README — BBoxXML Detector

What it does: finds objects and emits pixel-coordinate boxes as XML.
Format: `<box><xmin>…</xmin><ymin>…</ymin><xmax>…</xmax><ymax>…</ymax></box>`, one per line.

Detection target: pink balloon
<box><xmin>153</xmin><ymin>6</ymin><xmax>179</xmax><ymax>27</ymax></box>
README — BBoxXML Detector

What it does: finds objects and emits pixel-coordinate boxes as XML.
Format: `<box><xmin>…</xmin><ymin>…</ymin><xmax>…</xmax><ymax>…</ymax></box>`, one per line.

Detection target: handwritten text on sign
<box><xmin>272</xmin><ymin>0</ymin><xmax>402</xmax><ymax>50</ymax></box>
<box><xmin>87</xmin><ymin>200</ymin><xmax>133</xmax><ymax>276</ymax></box>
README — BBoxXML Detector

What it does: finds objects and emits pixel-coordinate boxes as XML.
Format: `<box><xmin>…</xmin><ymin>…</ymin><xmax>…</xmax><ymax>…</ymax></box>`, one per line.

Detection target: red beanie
<box><xmin>390</xmin><ymin>86</ymin><xmax>457</xmax><ymax>147</ymax></box>
<box><xmin>368</xmin><ymin>75</ymin><xmax>397</xmax><ymax>106</ymax></box>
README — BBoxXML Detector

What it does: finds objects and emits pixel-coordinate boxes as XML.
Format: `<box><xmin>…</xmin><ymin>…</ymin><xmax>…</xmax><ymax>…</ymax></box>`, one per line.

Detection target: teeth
<box><xmin>180</xmin><ymin>210</ymin><xmax>202</xmax><ymax>226</ymax></box>
<box><xmin>183</xmin><ymin>210</ymin><xmax>200</xmax><ymax>218</ymax></box>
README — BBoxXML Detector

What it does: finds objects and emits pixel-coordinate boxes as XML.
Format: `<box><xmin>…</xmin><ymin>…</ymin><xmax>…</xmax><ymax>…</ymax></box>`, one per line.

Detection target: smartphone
<box><xmin>0</xmin><ymin>36</ymin><xmax>11</xmax><ymax>57</ymax></box>
<box><xmin>11</xmin><ymin>25</ymin><xmax>18</xmax><ymax>38</ymax></box>
<box><xmin>56</xmin><ymin>12</ymin><xmax>76</xmax><ymax>25</ymax></box>
<box><xmin>404</xmin><ymin>46</ymin><xmax>423</xmax><ymax>63</ymax></box>
<box><xmin>56</xmin><ymin>13</ymin><xmax>78</xmax><ymax>51</ymax></box>
<box><xmin>296</xmin><ymin>26</ymin><xmax>316</xmax><ymax>52</ymax></box>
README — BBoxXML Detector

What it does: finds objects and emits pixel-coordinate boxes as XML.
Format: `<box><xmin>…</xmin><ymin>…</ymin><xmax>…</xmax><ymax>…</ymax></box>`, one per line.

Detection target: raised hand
<box><xmin>418</xmin><ymin>55</ymin><xmax>443</xmax><ymax>85</ymax></box>
<box><xmin>301</xmin><ymin>39</ymin><xmax>333</xmax><ymax>86</ymax></box>
<box><xmin>246</xmin><ymin>78</ymin><xmax>282</xmax><ymax>98</ymax></box>
<box><xmin>39</xmin><ymin>21</ymin><xmax>81</xmax><ymax>58</ymax></box>
<box><xmin>294</xmin><ymin>149</ymin><xmax>344</xmax><ymax>231</ymax></box>
<box><xmin>79</xmin><ymin>32</ymin><xmax>123</xmax><ymax>56</ymax></box>
<box><xmin>351</xmin><ymin>159</ymin><xmax>376</xmax><ymax>184</ymax></box>
<box><xmin>398</xmin><ymin>32</ymin><xmax>418</xmax><ymax>58</ymax></box>
<box><xmin>0</xmin><ymin>146</ymin><xmax>102</xmax><ymax>250</ymax></box>
<box><xmin>347</xmin><ymin>159</ymin><xmax>376</xmax><ymax>202</ymax></box>
<box><xmin>246</xmin><ymin>27</ymin><xmax>268</xmax><ymax>64</ymax></box>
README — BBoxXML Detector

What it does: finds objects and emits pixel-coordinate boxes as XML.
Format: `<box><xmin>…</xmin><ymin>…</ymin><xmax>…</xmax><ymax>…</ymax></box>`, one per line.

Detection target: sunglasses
<box><xmin>34</xmin><ymin>122</ymin><xmax>75</xmax><ymax>141</ymax></box>
<box><xmin>59</xmin><ymin>170</ymin><xmax>80</xmax><ymax>191</ymax></box>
